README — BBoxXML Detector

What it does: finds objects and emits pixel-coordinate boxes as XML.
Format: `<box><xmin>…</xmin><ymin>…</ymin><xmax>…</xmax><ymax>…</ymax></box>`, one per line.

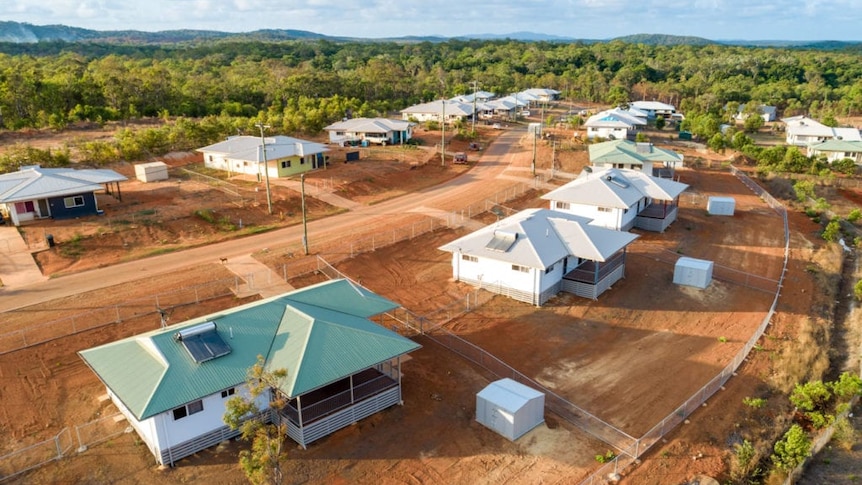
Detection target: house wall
<box><xmin>108</xmin><ymin>383</ymin><xmax>268</xmax><ymax>465</ymax></box>
<box><xmin>47</xmin><ymin>192</ymin><xmax>98</xmax><ymax>220</ymax></box>
<box><xmin>550</xmin><ymin>201</ymin><xmax>637</xmax><ymax>231</ymax></box>
<box><xmin>587</xmin><ymin>126</ymin><xmax>629</xmax><ymax>140</ymax></box>
<box><xmin>452</xmin><ymin>253</ymin><xmax>565</xmax><ymax>305</ymax></box>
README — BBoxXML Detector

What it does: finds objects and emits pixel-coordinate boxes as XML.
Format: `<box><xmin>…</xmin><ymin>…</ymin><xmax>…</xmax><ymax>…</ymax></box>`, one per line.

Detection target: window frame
<box><xmin>63</xmin><ymin>195</ymin><xmax>85</xmax><ymax>209</ymax></box>
<box><xmin>172</xmin><ymin>399</ymin><xmax>204</xmax><ymax>420</ymax></box>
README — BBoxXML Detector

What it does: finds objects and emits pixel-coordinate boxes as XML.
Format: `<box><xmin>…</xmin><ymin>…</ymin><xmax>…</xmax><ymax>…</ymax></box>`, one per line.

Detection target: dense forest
<box><xmin>3</xmin><ymin>38</ymin><xmax>862</xmax><ymax>133</ymax></box>
<box><xmin>2</xmin><ymin>37</ymin><xmax>862</xmax><ymax>175</ymax></box>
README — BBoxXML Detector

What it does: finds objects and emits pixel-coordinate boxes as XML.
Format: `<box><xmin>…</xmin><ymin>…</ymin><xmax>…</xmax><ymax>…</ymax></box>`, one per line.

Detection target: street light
<box><xmin>470</xmin><ymin>80</ymin><xmax>480</xmax><ymax>135</ymax></box>
<box><xmin>300</xmin><ymin>173</ymin><xmax>308</xmax><ymax>255</ymax></box>
<box><xmin>255</xmin><ymin>123</ymin><xmax>273</xmax><ymax>215</ymax></box>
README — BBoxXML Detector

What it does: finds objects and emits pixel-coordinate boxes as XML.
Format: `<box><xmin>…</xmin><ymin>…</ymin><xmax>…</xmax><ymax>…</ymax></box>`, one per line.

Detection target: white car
<box><xmin>492</xmin><ymin>123</ymin><xmax>503</xmax><ymax>129</ymax></box>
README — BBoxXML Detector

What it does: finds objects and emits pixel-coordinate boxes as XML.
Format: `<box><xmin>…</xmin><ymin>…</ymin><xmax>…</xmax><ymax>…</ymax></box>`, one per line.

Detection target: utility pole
<box><xmin>441</xmin><ymin>99</ymin><xmax>446</xmax><ymax>166</ymax></box>
<box><xmin>300</xmin><ymin>173</ymin><xmax>308</xmax><ymax>255</ymax></box>
<box><xmin>255</xmin><ymin>123</ymin><xmax>273</xmax><ymax>215</ymax></box>
<box><xmin>470</xmin><ymin>80</ymin><xmax>479</xmax><ymax>135</ymax></box>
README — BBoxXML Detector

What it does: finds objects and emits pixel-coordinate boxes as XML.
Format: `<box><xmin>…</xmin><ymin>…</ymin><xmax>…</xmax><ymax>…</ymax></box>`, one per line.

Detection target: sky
<box><xmin>5</xmin><ymin>0</ymin><xmax>862</xmax><ymax>42</ymax></box>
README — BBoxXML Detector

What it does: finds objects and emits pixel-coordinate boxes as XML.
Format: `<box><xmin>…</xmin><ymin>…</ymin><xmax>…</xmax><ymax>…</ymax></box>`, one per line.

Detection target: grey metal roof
<box><xmin>438</xmin><ymin>208</ymin><xmax>638</xmax><ymax>269</ymax></box>
<box><xmin>79</xmin><ymin>279</ymin><xmax>420</xmax><ymax>420</ymax></box>
<box><xmin>543</xmin><ymin>167</ymin><xmax>687</xmax><ymax>206</ymax></box>
<box><xmin>323</xmin><ymin>117</ymin><xmax>412</xmax><ymax>133</ymax></box>
<box><xmin>197</xmin><ymin>135</ymin><xmax>328</xmax><ymax>162</ymax></box>
<box><xmin>0</xmin><ymin>166</ymin><xmax>127</xmax><ymax>203</ymax></box>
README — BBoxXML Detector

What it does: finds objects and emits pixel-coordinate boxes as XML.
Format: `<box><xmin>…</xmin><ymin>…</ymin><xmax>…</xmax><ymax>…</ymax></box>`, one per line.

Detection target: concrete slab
<box><xmin>0</xmin><ymin>226</ymin><xmax>48</xmax><ymax>288</ymax></box>
<box><xmin>222</xmin><ymin>254</ymin><xmax>294</xmax><ymax>298</ymax></box>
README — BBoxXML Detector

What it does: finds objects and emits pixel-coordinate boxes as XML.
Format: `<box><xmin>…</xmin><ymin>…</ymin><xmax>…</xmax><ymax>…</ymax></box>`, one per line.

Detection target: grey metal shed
<box><xmin>476</xmin><ymin>378</ymin><xmax>545</xmax><ymax>441</ymax></box>
<box><xmin>707</xmin><ymin>196</ymin><xmax>735</xmax><ymax>216</ymax></box>
<box><xmin>673</xmin><ymin>256</ymin><xmax>714</xmax><ymax>289</ymax></box>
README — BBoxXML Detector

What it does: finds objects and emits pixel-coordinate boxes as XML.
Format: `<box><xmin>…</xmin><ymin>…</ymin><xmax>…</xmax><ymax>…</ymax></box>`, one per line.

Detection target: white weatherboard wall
<box><xmin>549</xmin><ymin>201</ymin><xmax>636</xmax><ymax>231</ymax></box>
<box><xmin>707</xmin><ymin>196</ymin><xmax>735</xmax><ymax>216</ymax></box>
<box><xmin>476</xmin><ymin>378</ymin><xmax>545</xmax><ymax>441</ymax></box>
<box><xmin>673</xmin><ymin>257</ymin><xmax>714</xmax><ymax>289</ymax></box>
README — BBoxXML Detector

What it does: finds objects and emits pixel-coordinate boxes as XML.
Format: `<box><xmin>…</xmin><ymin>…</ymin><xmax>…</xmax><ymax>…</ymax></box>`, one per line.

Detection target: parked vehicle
<box><xmin>453</xmin><ymin>152</ymin><xmax>468</xmax><ymax>164</ymax></box>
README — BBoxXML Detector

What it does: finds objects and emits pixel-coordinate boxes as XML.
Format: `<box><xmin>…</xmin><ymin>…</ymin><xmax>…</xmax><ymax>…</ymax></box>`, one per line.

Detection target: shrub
<box><xmin>595</xmin><ymin>450</ymin><xmax>616</xmax><ymax>463</ymax></box>
<box><xmin>771</xmin><ymin>424</ymin><xmax>811</xmax><ymax>472</ymax></box>
<box><xmin>743</xmin><ymin>397</ymin><xmax>767</xmax><ymax>409</ymax></box>
<box><xmin>821</xmin><ymin>218</ymin><xmax>841</xmax><ymax>242</ymax></box>
<box><xmin>847</xmin><ymin>208</ymin><xmax>862</xmax><ymax>223</ymax></box>
<box><xmin>790</xmin><ymin>381</ymin><xmax>831</xmax><ymax>412</ymax></box>
<box><xmin>854</xmin><ymin>280</ymin><xmax>862</xmax><ymax>301</ymax></box>
<box><xmin>731</xmin><ymin>439</ymin><xmax>757</xmax><ymax>480</ymax></box>
<box><xmin>829</xmin><ymin>372</ymin><xmax>862</xmax><ymax>399</ymax></box>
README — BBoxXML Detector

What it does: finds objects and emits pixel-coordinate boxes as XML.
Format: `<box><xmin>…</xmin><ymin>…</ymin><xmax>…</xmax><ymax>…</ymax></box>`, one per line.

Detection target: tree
<box><xmin>224</xmin><ymin>356</ymin><xmax>289</xmax><ymax>485</ymax></box>
<box><xmin>707</xmin><ymin>133</ymin><xmax>726</xmax><ymax>153</ymax></box>
<box><xmin>743</xmin><ymin>113</ymin><xmax>764</xmax><ymax>133</ymax></box>
<box><xmin>771</xmin><ymin>424</ymin><xmax>810</xmax><ymax>473</ymax></box>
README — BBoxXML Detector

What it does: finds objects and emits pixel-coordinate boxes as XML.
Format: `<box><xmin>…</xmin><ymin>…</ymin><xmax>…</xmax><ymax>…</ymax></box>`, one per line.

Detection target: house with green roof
<box><xmin>79</xmin><ymin>279</ymin><xmax>420</xmax><ymax>466</ymax></box>
<box><xmin>589</xmin><ymin>139</ymin><xmax>684</xmax><ymax>178</ymax></box>
<box><xmin>807</xmin><ymin>139</ymin><xmax>862</xmax><ymax>165</ymax></box>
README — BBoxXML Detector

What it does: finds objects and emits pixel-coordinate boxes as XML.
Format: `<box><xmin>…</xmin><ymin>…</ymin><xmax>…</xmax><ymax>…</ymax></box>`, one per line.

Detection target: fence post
<box><xmin>115</xmin><ymin>305</ymin><xmax>121</xmax><ymax>323</ymax></box>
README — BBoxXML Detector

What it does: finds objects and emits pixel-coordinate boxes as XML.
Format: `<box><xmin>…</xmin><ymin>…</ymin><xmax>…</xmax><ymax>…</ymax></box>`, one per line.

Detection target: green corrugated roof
<box><xmin>589</xmin><ymin>139</ymin><xmax>683</xmax><ymax>166</ymax></box>
<box><xmin>79</xmin><ymin>279</ymin><xmax>420</xmax><ymax>420</ymax></box>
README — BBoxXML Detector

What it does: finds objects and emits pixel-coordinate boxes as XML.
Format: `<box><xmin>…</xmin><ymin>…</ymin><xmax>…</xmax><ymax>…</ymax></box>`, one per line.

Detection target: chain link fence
<box><xmin>74</xmin><ymin>412</ymin><xmax>130</xmax><ymax>453</ymax></box>
<box><xmin>0</xmin><ymin>428</ymin><xmax>73</xmax><ymax>482</ymax></box>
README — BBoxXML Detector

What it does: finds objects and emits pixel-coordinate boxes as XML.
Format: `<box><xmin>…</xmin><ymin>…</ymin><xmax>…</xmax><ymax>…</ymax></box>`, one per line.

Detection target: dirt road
<box><xmin>0</xmin><ymin>128</ymin><xmax>529</xmax><ymax>312</ymax></box>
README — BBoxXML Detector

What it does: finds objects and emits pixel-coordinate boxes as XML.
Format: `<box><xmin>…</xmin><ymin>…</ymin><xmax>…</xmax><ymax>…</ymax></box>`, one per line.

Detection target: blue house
<box><xmin>0</xmin><ymin>165</ymin><xmax>126</xmax><ymax>226</ymax></box>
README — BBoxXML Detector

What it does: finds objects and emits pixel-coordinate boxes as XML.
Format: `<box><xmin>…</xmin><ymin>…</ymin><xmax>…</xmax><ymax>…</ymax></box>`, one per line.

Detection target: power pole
<box><xmin>470</xmin><ymin>80</ymin><xmax>479</xmax><ymax>135</ymax></box>
<box><xmin>300</xmin><ymin>173</ymin><xmax>308</xmax><ymax>255</ymax></box>
<box><xmin>441</xmin><ymin>99</ymin><xmax>446</xmax><ymax>166</ymax></box>
<box><xmin>255</xmin><ymin>123</ymin><xmax>273</xmax><ymax>215</ymax></box>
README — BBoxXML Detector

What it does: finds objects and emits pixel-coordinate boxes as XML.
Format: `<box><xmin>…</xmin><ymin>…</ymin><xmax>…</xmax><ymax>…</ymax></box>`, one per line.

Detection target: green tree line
<box><xmin>2</xmin><ymin>39</ymin><xmax>862</xmax><ymax>133</ymax></box>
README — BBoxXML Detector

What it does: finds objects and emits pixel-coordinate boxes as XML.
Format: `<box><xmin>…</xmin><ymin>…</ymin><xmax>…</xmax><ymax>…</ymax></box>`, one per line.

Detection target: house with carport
<box><xmin>79</xmin><ymin>279</ymin><xmax>420</xmax><ymax>466</ymax></box>
<box><xmin>542</xmin><ymin>167</ymin><xmax>688</xmax><ymax>233</ymax></box>
<box><xmin>323</xmin><ymin>118</ymin><xmax>414</xmax><ymax>146</ymax></box>
<box><xmin>588</xmin><ymin>139</ymin><xmax>684</xmax><ymax>177</ymax></box>
<box><xmin>197</xmin><ymin>135</ymin><xmax>328</xmax><ymax>179</ymax></box>
<box><xmin>439</xmin><ymin>208</ymin><xmax>638</xmax><ymax>303</ymax></box>
<box><xmin>0</xmin><ymin>165</ymin><xmax>126</xmax><ymax>226</ymax></box>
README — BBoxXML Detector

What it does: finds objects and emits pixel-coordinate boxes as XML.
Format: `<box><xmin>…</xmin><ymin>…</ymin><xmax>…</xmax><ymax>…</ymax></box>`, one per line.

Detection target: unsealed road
<box><xmin>0</xmin><ymin>128</ymin><xmax>529</xmax><ymax>312</ymax></box>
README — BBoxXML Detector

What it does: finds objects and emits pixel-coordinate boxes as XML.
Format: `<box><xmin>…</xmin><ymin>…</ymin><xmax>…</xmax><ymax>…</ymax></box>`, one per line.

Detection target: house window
<box><xmin>512</xmin><ymin>264</ymin><xmax>529</xmax><ymax>273</ymax></box>
<box><xmin>545</xmin><ymin>264</ymin><xmax>555</xmax><ymax>274</ymax></box>
<box><xmin>172</xmin><ymin>400</ymin><xmax>204</xmax><ymax>420</ymax></box>
<box><xmin>281</xmin><ymin>160</ymin><xmax>291</xmax><ymax>169</ymax></box>
<box><xmin>221</xmin><ymin>388</ymin><xmax>236</xmax><ymax>399</ymax></box>
<box><xmin>461</xmin><ymin>254</ymin><xmax>478</xmax><ymax>263</ymax></box>
<box><xmin>597</xmin><ymin>207</ymin><xmax>612</xmax><ymax>212</ymax></box>
<box><xmin>300</xmin><ymin>157</ymin><xmax>305</xmax><ymax>165</ymax></box>
<box><xmin>555</xmin><ymin>202</ymin><xmax>570</xmax><ymax>210</ymax></box>
<box><xmin>63</xmin><ymin>195</ymin><xmax>85</xmax><ymax>208</ymax></box>
<box><xmin>208</xmin><ymin>155</ymin><xmax>213</xmax><ymax>162</ymax></box>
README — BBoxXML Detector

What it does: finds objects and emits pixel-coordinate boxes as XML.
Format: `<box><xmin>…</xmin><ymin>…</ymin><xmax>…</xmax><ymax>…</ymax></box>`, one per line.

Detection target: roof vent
<box><xmin>606</xmin><ymin>175</ymin><xmax>630</xmax><ymax>189</ymax></box>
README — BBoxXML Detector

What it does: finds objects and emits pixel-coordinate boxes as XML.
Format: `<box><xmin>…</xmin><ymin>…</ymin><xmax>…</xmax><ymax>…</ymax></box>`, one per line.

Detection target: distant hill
<box><xmin>1</xmin><ymin>21</ymin><xmax>859</xmax><ymax>49</ymax></box>
<box><xmin>611</xmin><ymin>34</ymin><xmax>715</xmax><ymax>46</ymax></box>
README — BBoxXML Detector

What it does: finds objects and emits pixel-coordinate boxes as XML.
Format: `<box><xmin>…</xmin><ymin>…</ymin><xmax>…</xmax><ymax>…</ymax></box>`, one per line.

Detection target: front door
<box><xmin>37</xmin><ymin>199</ymin><xmax>50</xmax><ymax>218</ymax></box>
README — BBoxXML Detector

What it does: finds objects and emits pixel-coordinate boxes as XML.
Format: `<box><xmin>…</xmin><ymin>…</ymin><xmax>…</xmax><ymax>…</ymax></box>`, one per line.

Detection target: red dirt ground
<box><xmin>0</xmin><ymin>126</ymin><xmax>827</xmax><ymax>484</ymax></box>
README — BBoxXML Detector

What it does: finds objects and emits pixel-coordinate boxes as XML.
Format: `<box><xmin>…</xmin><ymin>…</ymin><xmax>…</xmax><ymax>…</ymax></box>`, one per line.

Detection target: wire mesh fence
<box><xmin>0</xmin><ymin>428</ymin><xmax>73</xmax><ymax>482</ymax></box>
<box><xmin>74</xmin><ymin>413</ymin><xmax>130</xmax><ymax>453</ymax></box>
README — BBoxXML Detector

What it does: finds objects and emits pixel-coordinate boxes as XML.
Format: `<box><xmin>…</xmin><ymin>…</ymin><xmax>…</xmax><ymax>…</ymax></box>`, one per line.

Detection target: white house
<box><xmin>452</xmin><ymin>90</ymin><xmax>496</xmax><ymax>104</ymax></box>
<box><xmin>584</xmin><ymin>108</ymin><xmax>647</xmax><ymax>140</ymax></box>
<box><xmin>588</xmin><ymin>139</ymin><xmax>685</xmax><ymax>177</ymax></box>
<box><xmin>782</xmin><ymin>116</ymin><xmax>862</xmax><ymax>146</ymax></box>
<box><xmin>517</xmin><ymin>88</ymin><xmax>561</xmax><ymax>104</ymax></box>
<box><xmin>735</xmin><ymin>104</ymin><xmax>777</xmax><ymax>123</ymax></box>
<box><xmin>807</xmin><ymin>139</ymin><xmax>862</xmax><ymax>164</ymax></box>
<box><xmin>322</xmin><ymin>118</ymin><xmax>414</xmax><ymax>146</ymax></box>
<box><xmin>438</xmin><ymin>208</ymin><xmax>638</xmax><ymax>304</ymax></box>
<box><xmin>400</xmin><ymin>100</ymin><xmax>474</xmax><ymax>124</ymax></box>
<box><xmin>79</xmin><ymin>279</ymin><xmax>420</xmax><ymax>466</ymax></box>
<box><xmin>630</xmin><ymin>101</ymin><xmax>676</xmax><ymax>118</ymax></box>
<box><xmin>197</xmin><ymin>135</ymin><xmax>329</xmax><ymax>179</ymax></box>
<box><xmin>542</xmin><ymin>167</ymin><xmax>688</xmax><ymax>233</ymax></box>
